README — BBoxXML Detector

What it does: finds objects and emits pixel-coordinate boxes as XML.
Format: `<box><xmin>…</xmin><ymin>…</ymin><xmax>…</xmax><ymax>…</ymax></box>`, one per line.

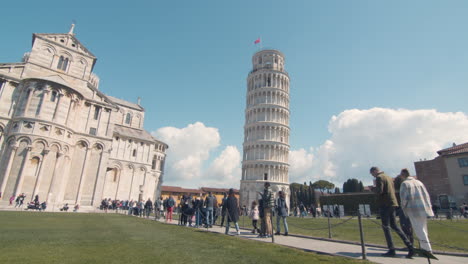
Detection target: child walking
<box><xmin>249</xmin><ymin>200</ymin><xmax>261</xmax><ymax>234</ymax></box>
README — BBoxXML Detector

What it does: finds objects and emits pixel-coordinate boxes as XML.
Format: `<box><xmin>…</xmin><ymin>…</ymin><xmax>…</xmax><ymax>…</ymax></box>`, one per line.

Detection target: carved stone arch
<box><xmin>92</xmin><ymin>143</ymin><xmax>104</xmax><ymax>152</ymax></box>
<box><xmin>110</xmin><ymin>161</ymin><xmax>123</xmax><ymax>170</ymax></box>
<box><xmin>49</xmin><ymin>142</ymin><xmax>62</xmax><ymax>152</ymax></box>
<box><xmin>6</xmin><ymin>136</ymin><xmax>17</xmax><ymax>146</ymax></box>
<box><xmin>76</xmin><ymin>139</ymin><xmax>90</xmax><ymax>149</ymax></box>
<box><xmin>42</xmin><ymin>44</ymin><xmax>57</xmax><ymax>55</ymax></box>
<box><xmin>127</xmin><ymin>163</ymin><xmax>135</xmax><ymax>171</ymax></box>
<box><xmin>77</xmin><ymin>56</ymin><xmax>88</xmax><ymax>66</ymax></box>
<box><xmin>94</xmin><ymin>141</ymin><xmax>106</xmax><ymax>151</ymax></box>
<box><xmin>31</xmin><ymin>155</ymin><xmax>43</xmax><ymax>162</ymax></box>
<box><xmin>17</xmin><ymin>136</ymin><xmax>32</xmax><ymax>146</ymax></box>
<box><xmin>59</xmin><ymin>50</ymin><xmax>74</xmax><ymax>61</ymax></box>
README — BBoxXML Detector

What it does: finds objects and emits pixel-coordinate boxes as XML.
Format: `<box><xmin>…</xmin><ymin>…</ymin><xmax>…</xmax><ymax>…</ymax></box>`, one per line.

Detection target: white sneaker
<box><xmin>237</xmin><ymin>231</ymin><xmax>240</xmax><ymax>235</ymax></box>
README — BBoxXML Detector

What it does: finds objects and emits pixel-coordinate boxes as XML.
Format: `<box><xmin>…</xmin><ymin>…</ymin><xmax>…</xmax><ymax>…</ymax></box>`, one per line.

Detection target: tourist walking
<box><xmin>370</xmin><ymin>166</ymin><xmax>414</xmax><ymax>258</ymax></box>
<box><xmin>219</xmin><ymin>193</ymin><xmax>227</xmax><ymax>227</ymax></box>
<box><xmin>9</xmin><ymin>195</ymin><xmax>15</xmax><ymax>206</ymax></box>
<box><xmin>249</xmin><ymin>200</ymin><xmax>260</xmax><ymax>234</ymax></box>
<box><xmin>275</xmin><ymin>191</ymin><xmax>289</xmax><ymax>236</ymax></box>
<box><xmin>225</xmin><ymin>188</ymin><xmax>240</xmax><ymax>235</ymax></box>
<box><xmin>394</xmin><ymin>173</ymin><xmax>414</xmax><ymax>245</ymax></box>
<box><xmin>399</xmin><ymin>168</ymin><xmax>434</xmax><ymax>253</ymax></box>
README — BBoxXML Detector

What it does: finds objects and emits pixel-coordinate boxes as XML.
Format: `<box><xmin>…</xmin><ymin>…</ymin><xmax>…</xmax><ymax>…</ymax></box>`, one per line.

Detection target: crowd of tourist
<box><xmin>2</xmin><ymin>192</ymin><xmax>80</xmax><ymax>212</ymax></box>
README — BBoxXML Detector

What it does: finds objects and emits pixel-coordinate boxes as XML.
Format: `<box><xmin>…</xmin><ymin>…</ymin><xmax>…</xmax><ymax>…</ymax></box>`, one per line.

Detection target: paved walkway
<box><xmin>160</xmin><ymin>219</ymin><xmax>467</xmax><ymax>264</ymax></box>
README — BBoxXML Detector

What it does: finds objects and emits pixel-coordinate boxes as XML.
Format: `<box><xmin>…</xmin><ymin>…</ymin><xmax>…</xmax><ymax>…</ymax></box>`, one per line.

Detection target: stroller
<box><xmin>60</xmin><ymin>204</ymin><xmax>70</xmax><ymax>212</ymax></box>
<box><xmin>25</xmin><ymin>201</ymin><xmax>41</xmax><ymax>210</ymax></box>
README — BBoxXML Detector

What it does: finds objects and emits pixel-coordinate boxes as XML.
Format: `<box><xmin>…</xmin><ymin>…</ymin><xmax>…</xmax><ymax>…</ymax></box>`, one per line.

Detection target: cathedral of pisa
<box><xmin>0</xmin><ymin>25</ymin><xmax>168</xmax><ymax>210</ymax></box>
<box><xmin>240</xmin><ymin>49</ymin><xmax>290</xmax><ymax>208</ymax></box>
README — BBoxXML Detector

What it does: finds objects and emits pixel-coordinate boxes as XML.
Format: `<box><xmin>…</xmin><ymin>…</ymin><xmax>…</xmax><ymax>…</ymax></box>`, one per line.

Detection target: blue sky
<box><xmin>3</xmin><ymin>1</ymin><xmax>468</xmax><ymax>187</ymax></box>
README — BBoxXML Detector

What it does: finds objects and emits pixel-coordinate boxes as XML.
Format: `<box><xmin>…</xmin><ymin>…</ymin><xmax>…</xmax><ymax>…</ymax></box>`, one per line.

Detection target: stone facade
<box><xmin>239</xmin><ymin>49</ymin><xmax>290</xmax><ymax>208</ymax></box>
<box><xmin>0</xmin><ymin>26</ymin><xmax>168</xmax><ymax>209</ymax></box>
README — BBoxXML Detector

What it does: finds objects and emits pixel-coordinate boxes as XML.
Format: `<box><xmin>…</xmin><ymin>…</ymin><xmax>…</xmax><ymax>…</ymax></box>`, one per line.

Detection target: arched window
<box><xmin>63</xmin><ymin>58</ymin><xmax>69</xmax><ymax>71</ymax></box>
<box><xmin>57</xmin><ymin>56</ymin><xmax>69</xmax><ymax>71</ymax></box>
<box><xmin>125</xmin><ymin>113</ymin><xmax>132</xmax><ymax>125</ymax></box>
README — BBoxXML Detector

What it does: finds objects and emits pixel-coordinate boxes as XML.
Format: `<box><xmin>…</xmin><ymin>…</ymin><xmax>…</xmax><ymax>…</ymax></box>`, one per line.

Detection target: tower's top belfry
<box><xmin>251</xmin><ymin>49</ymin><xmax>285</xmax><ymax>71</ymax></box>
<box><xmin>239</xmin><ymin>49</ymin><xmax>291</xmax><ymax>208</ymax></box>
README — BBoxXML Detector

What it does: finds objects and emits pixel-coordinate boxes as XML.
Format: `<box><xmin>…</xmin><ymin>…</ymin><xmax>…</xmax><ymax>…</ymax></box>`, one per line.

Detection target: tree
<box><xmin>343</xmin><ymin>178</ymin><xmax>364</xmax><ymax>193</ymax></box>
<box><xmin>311</xmin><ymin>180</ymin><xmax>335</xmax><ymax>194</ymax></box>
<box><xmin>334</xmin><ymin>187</ymin><xmax>341</xmax><ymax>194</ymax></box>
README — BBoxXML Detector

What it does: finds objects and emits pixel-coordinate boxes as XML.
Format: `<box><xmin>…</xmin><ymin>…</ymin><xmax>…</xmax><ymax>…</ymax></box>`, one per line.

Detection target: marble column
<box><xmin>0</xmin><ymin>144</ymin><xmax>18</xmax><ymax>196</ymax></box>
<box><xmin>128</xmin><ymin>167</ymin><xmax>135</xmax><ymax>200</ymax></box>
<box><xmin>32</xmin><ymin>149</ymin><xmax>50</xmax><ymax>198</ymax></box>
<box><xmin>65</xmin><ymin>99</ymin><xmax>76</xmax><ymax>126</ymax></box>
<box><xmin>36</xmin><ymin>90</ymin><xmax>49</xmax><ymax>118</ymax></box>
<box><xmin>46</xmin><ymin>152</ymin><xmax>63</xmax><ymax>204</ymax></box>
<box><xmin>14</xmin><ymin>146</ymin><xmax>32</xmax><ymax>196</ymax></box>
<box><xmin>52</xmin><ymin>94</ymin><xmax>63</xmax><ymax>122</ymax></box>
<box><xmin>114</xmin><ymin>169</ymin><xmax>122</xmax><ymax>200</ymax></box>
<box><xmin>75</xmin><ymin>147</ymin><xmax>91</xmax><ymax>203</ymax></box>
<box><xmin>23</xmin><ymin>89</ymin><xmax>33</xmax><ymax>116</ymax></box>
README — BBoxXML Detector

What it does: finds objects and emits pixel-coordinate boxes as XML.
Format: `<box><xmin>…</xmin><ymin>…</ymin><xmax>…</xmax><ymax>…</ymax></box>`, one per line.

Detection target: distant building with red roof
<box><xmin>414</xmin><ymin>142</ymin><xmax>468</xmax><ymax>207</ymax></box>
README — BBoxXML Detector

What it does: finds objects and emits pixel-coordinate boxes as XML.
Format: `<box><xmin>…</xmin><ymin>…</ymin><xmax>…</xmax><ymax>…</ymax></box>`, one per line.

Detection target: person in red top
<box><xmin>166</xmin><ymin>195</ymin><xmax>175</xmax><ymax>222</ymax></box>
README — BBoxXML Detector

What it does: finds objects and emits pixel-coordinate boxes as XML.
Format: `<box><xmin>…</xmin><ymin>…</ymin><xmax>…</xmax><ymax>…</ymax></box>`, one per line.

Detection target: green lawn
<box><xmin>234</xmin><ymin>215</ymin><xmax>468</xmax><ymax>253</ymax></box>
<box><xmin>0</xmin><ymin>212</ymin><xmax>369</xmax><ymax>264</ymax></box>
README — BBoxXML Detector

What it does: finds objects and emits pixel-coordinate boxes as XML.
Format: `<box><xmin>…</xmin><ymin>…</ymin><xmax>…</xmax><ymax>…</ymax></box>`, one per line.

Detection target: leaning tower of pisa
<box><xmin>239</xmin><ymin>49</ymin><xmax>290</xmax><ymax>208</ymax></box>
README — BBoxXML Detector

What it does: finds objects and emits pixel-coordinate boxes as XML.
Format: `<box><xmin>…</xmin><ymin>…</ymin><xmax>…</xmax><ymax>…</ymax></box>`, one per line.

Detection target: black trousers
<box><xmin>379</xmin><ymin>206</ymin><xmax>413</xmax><ymax>250</ymax></box>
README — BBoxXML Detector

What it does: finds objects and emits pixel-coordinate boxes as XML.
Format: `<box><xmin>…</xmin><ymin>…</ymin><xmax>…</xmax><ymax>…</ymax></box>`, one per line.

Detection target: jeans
<box><xmin>276</xmin><ymin>215</ymin><xmax>289</xmax><ymax>233</ymax></box>
<box><xmin>195</xmin><ymin>209</ymin><xmax>202</xmax><ymax>226</ymax></box>
<box><xmin>225</xmin><ymin>219</ymin><xmax>239</xmax><ymax>234</ymax></box>
<box><xmin>379</xmin><ymin>206</ymin><xmax>412</xmax><ymax>250</ymax></box>
<box><xmin>206</xmin><ymin>207</ymin><xmax>213</xmax><ymax>226</ymax></box>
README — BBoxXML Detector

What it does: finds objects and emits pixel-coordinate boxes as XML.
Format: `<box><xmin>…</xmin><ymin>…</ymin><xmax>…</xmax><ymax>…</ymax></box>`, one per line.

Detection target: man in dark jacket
<box><xmin>275</xmin><ymin>191</ymin><xmax>289</xmax><ymax>236</ymax></box>
<box><xmin>370</xmin><ymin>166</ymin><xmax>414</xmax><ymax>258</ymax></box>
<box><xmin>144</xmin><ymin>198</ymin><xmax>153</xmax><ymax>218</ymax></box>
<box><xmin>224</xmin><ymin>188</ymin><xmax>240</xmax><ymax>235</ymax></box>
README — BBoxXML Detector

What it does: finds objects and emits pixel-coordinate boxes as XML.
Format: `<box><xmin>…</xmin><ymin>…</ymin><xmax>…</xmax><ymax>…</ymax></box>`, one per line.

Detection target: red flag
<box><xmin>254</xmin><ymin>38</ymin><xmax>261</xmax><ymax>44</ymax></box>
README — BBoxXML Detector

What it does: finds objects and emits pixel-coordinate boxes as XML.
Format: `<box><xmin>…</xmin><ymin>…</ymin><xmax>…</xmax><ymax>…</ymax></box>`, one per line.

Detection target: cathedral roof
<box><xmin>113</xmin><ymin>124</ymin><xmax>164</xmax><ymax>145</ymax></box>
<box><xmin>107</xmin><ymin>96</ymin><xmax>143</xmax><ymax>111</ymax></box>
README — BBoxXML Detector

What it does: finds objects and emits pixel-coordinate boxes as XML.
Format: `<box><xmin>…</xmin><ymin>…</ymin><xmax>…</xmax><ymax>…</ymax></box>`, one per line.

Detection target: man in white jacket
<box><xmin>399</xmin><ymin>168</ymin><xmax>434</xmax><ymax>252</ymax></box>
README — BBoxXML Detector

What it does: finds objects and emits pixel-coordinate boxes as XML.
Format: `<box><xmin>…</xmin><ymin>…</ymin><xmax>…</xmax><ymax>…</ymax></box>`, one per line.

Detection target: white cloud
<box><xmin>289</xmin><ymin>147</ymin><xmax>314</xmax><ymax>183</ymax></box>
<box><xmin>305</xmin><ymin>108</ymin><xmax>468</xmax><ymax>186</ymax></box>
<box><xmin>205</xmin><ymin>146</ymin><xmax>242</xmax><ymax>187</ymax></box>
<box><xmin>152</xmin><ymin>122</ymin><xmax>241</xmax><ymax>188</ymax></box>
